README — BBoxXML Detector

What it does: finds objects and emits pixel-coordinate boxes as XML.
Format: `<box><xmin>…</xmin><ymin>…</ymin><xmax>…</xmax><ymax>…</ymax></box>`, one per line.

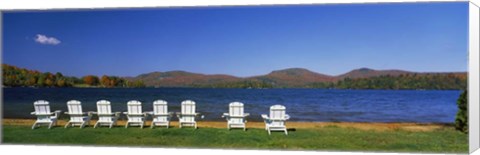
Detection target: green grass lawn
<box><xmin>2</xmin><ymin>125</ymin><xmax>467</xmax><ymax>153</ymax></box>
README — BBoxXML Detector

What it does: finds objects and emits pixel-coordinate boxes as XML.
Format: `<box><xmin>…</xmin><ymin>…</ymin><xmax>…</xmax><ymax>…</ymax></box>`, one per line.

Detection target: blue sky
<box><xmin>3</xmin><ymin>2</ymin><xmax>468</xmax><ymax>77</ymax></box>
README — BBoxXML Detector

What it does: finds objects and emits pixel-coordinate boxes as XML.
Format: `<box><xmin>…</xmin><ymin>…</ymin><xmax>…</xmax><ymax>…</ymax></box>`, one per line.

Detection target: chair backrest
<box><xmin>67</xmin><ymin>100</ymin><xmax>83</xmax><ymax>115</ymax></box>
<box><xmin>270</xmin><ymin>105</ymin><xmax>286</xmax><ymax>119</ymax></box>
<box><xmin>96</xmin><ymin>100</ymin><xmax>112</xmax><ymax>114</ymax></box>
<box><xmin>33</xmin><ymin>100</ymin><xmax>51</xmax><ymax>115</ymax></box>
<box><xmin>229</xmin><ymin>102</ymin><xmax>244</xmax><ymax>116</ymax></box>
<box><xmin>153</xmin><ymin>100</ymin><xmax>168</xmax><ymax>115</ymax></box>
<box><xmin>181</xmin><ymin>100</ymin><xmax>196</xmax><ymax>114</ymax></box>
<box><xmin>127</xmin><ymin>100</ymin><xmax>142</xmax><ymax>114</ymax></box>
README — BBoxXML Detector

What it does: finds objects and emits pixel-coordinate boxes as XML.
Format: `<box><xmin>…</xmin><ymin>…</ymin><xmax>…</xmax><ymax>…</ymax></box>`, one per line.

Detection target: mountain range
<box><xmin>126</xmin><ymin>68</ymin><xmax>466</xmax><ymax>88</ymax></box>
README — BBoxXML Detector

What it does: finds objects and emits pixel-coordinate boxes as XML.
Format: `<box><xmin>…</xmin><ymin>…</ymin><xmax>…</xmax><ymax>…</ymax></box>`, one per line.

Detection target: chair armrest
<box><xmin>154</xmin><ymin>113</ymin><xmax>171</xmax><ymax>116</ymax></box>
<box><xmin>30</xmin><ymin>112</ymin><xmax>36</xmax><ymax>115</ymax></box>
<box><xmin>177</xmin><ymin>113</ymin><xmax>198</xmax><ymax>116</ymax></box>
<box><xmin>261</xmin><ymin>114</ymin><xmax>269</xmax><ymax>120</ymax></box>
<box><xmin>123</xmin><ymin>112</ymin><xmax>129</xmax><ymax>115</ymax></box>
<box><xmin>222</xmin><ymin>113</ymin><xmax>229</xmax><ymax>118</ymax></box>
<box><xmin>127</xmin><ymin>113</ymin><xmax>147</xmax><ymax>117</ymax></box>
<box><xmin>144</xmin><ymin>111</ymin><xmax>154</xmax><ymax>115</ymax></box>
<box><xmin>244</xmin><ymin>113</ymin><xmax>250</xmax><ymax>117</ymax></box>
<box><xmin>285</xmin><ymin>114</ymin><xmax>290</xmax><ymax>120</ymax></box>
<box><xmin>64</xmin><ymin>112</ymin><xmax>85</xmax><ymax>116</ymax></box>
<box><xmin>53</xmin><ymin>110</ymin><xmax>62</xmax><ymax>117</ymax></box>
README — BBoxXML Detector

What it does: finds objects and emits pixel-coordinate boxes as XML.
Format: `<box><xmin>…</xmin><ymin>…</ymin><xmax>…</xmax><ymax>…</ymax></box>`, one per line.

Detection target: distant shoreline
<box><xmin>3</xmin><ymin>118</ymin><xmax>452</xmax><ymax>132</ymax></box>
<box><xmin>3</xmin><ymin>64</ymin><xmax>467</xmax><ymax>90</ymax></box>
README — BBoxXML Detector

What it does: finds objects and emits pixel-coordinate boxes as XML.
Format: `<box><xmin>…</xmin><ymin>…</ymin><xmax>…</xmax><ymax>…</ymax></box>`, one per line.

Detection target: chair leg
<box><xmin>64</xmin><ymin>122</ymin><xmax>71</xmax><ymax>128</ymax></box>
<box><xmin>125</xmin><ymin>122</ymin><xmax>129</xmax><ymax>128</ymax></box>
<box><xmin>110</xmin><ymin>123</ymin><xmax>113</xmax><ymax>128</ymax></box>
<box><xmin>48</xmin><ymin>122</ymin><xmax>54</xmax><ymax>129</ymax></box>
<box><xmin>94</xmin><ymin>122</ymin><xmax>99</xmax><ymax>128</ymax></box>
<box><xmin>31</xmin><ymin>122</ymin><xmax>38</xmax><ymax>130</ymax></box>
<box><xmin>284</xmin><ymin>129</ymin><xmax>288</xmax><ymax>135</ymax></box>
<box><xmin>151</xmin><ymin>122</ymin><xmax>155</xmax><ymax>129</ymax></box>
<box><xmin>267</xmin><ymin>129</ymin><xmax>271</xmax><ymax>135</ymax></box>
<box><xmin>195</xmin><ymin>123</ymin><xmax>197</xmax><ymax>129</ymax></box>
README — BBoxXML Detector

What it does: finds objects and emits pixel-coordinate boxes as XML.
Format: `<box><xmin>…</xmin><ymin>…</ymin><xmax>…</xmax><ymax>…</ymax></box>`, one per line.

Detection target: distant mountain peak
<box><xmin>272</xmin><ymin>67</ymin><xmax>309</xmax><ymax>71</ymax></box>
<box><xmin>357</xmin><ymin>68</ymin><xmax>374</xmax><ymax>72</ymax></box>
<box><xmin>339</xmin><ymin>68</ymin><xmax>410</xmax><ymax>79</ymax></box>
<box><xmin>270</xmin><ymin>68</ymin><xmax>313</xmax><ymax>74</ymax></box>
<box><xmin>127</xmin><ymin>66</ymin><xmax>462</xmax><ymax>88</ymax></box>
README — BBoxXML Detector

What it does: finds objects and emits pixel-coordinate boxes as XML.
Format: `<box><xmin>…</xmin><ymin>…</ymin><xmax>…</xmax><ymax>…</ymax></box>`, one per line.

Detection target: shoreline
<box><xmin>2</xmin><ymin>118</ymin><xmax>451</xmax><ymax>132</ymax></box>
<box><xmin>4</xmin><ymin>86</ymin><xmax>464</xmax><ymax>90</ymax></box>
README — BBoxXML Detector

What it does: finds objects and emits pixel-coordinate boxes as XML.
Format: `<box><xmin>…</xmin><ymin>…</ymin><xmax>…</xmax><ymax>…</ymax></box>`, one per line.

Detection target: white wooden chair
<box><xmin>261</xmin><ymin>105</ymin><xmax>290</xmax><ymax>135</ymax></box>
<box><xmin>222</xmin><ymin>102</ymin><xmax>249</xmax><ymax>131</ymax></box>
<box><xmin>176</xmin><ymin>100</ymin><xmax>200</xmax><ymax>129</ymax></box>
<box><xmin>30</xmin><ymin>100</ymin><xmax>61</xmax><ymax>129</ymax></box>
<box><xmin>64</xmin><ymin>100</ymin><xmax>92</xmax><ymax>128</ymax></box>
<box><xmin>93</xmin><ymin>100</ymin><xmax>120</xmax><ymax>128</ymax></box>
<box><xmin>123</xmin><ymin>100</ymin><xmax>146</xmax><ymax>128</ymax></box>
<box><xmin>149</xmin><ymin>100</ymin><xmax>173</xmax><ymax>128</ymax></box>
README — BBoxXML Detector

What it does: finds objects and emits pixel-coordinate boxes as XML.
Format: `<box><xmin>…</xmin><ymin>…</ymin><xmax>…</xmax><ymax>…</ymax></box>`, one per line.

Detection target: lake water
<box><xmin>2</xmin><ymin>88</ymin><xmax>461</xmax><ymax>123</ymax></box>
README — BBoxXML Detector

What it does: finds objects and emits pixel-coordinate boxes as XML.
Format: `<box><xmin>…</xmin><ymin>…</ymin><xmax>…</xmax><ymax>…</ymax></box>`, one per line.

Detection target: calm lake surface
<box><xmin>3</xmin><ymin>88</ymin><xmax>460</xmax><ymax>123</ymax></box>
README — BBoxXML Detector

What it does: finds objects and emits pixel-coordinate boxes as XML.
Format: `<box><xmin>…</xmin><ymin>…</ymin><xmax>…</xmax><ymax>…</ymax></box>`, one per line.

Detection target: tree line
<box><xmin>307</xmin><ymin>73</ymin><xmax>466</xmax><ymax>90</ymax></box>
<box><xmin>2</xmin><ymin>64</ymin><xmax>145</xmax><ymax>88</ymax></box>
<box><xmin>193</xmin><ymin>73</ymin><xmax>466</xmax><ymax>90</ymax></box>
<box><xmin>192</xmin><ymin>80</ymin><xmax>274</xmax><ymax>89</ymax></box>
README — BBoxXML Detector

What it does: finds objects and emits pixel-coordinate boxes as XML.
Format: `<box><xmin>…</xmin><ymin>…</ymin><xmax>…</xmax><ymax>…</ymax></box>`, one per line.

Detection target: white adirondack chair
<box><xmin>64</xmin><ymin>100</ymin><xmax>92</xmax><ymax>128</ymax></box>
<box><xmin>93</xmin><ymin>100</ymin><xmax>120</xmax><ymax>128</ymax></box>
<box><xmin>150</xmin><ymin>100</ymin><xmax>173</xmax><ymax>128</ymax></box>
<box><xmin>261</xmin><ymin>105</ymin><xmax>290</xmax><ymax>135</ymax></box>
<box><xmin>176</xmin><ymin>100</ymin><xmax>200</xmax><ymax>129</ymax></box>
<box><xmin>222</xmin><ymin>102</ymin><xmax>249</xmax><ymax>131</ymax></box>
<box><xmin>30</xmin><ymin>100</ymin><xmax>61</xmax><ymax>129</ymax></box>
<box><xmin>123</xmin><ymin>100</ymin><xmax>146</xmax><ymax>128</ymax></box>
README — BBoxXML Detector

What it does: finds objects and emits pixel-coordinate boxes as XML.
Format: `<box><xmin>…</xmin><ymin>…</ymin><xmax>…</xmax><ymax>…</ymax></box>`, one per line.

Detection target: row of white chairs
<box><xmin>31</xmin><ymin>100</ymin><xmax>291</xmax><ymax>135</ymax></box>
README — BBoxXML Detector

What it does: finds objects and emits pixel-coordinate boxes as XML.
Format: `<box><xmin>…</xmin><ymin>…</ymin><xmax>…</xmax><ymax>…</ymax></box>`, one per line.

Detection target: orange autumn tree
<box><xmin>83</xmin><ymin>75</ymin><xmax>99</xmax><ymax>86</ymax></box>
<box><xmin>100</xmin><ymin>75</ymin><xmax>111</xmax><ymax>87</ymax></box>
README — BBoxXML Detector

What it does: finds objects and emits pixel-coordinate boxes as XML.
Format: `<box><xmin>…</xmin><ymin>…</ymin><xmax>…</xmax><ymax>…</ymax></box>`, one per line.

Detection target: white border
<box><xmin>470</xmin><ymin>1</ymin><xmax>480</xmax><ymax>153</ymax></box>
<box><xmin>0</xmin><ymin>0</ymin><xmax>479</xmax><ymax>155</ymax></box>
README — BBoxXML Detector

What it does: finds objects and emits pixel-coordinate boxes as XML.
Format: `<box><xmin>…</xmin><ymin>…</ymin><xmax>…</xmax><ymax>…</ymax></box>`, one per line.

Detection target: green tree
<box><xmin>455</xmin><ymin>90</ymin><xmax>468</xmax><ymax>133</ymax></box>
<box><xmin>37</xmin><ymin>74</ymin><xmax>46</xmax><ymax>87</ymax></box>
<box><xmin>56</xmin><ymin>78</ymin><xmax>66</xmax><ymax>87</ymax></box>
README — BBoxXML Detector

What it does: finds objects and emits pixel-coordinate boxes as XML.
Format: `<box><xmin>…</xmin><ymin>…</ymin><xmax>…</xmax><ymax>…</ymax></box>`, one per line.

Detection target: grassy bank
<box><xmin>2</xmin><ymin>124</ymin><xmax>467</xmax><ymax>153</ymax></box>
